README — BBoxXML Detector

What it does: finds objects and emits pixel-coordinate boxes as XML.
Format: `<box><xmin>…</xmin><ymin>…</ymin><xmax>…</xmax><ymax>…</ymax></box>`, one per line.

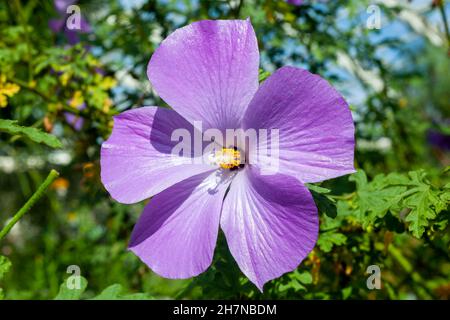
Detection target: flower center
<box><xmin>213</xmin><ymin>147</ymin><xmax>243</xmax><ymax>170</ymax></box>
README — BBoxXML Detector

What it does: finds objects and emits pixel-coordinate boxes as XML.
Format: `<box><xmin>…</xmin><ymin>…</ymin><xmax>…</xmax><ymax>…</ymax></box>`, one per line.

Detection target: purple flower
<box><xmin>54</xmin><ymin>0</ymin><xmax>77</xmax><ymax>14</ymax></box>
<box><xmin>286</xmin><ymin>0</ymin><xmax>304</xmax><ymax>5</ymax></box>
<box><xmin>64</xmin><ymin>103</ymin><xmax>85</xmax><ymax>131</ymax></box>
<box><xmin>49</xmin><ymin>0</ymin><xmax>91</xmax><ymax>45</ymax></box>
<box><xmin>100</xmin><ymin>19</ymin><xmax>355</xmax><ymax>290</ymax></box>
<box><xmin>428</xmin><ymin>129</ymin><xmax>450</xmax><ymax>151</ymax></box>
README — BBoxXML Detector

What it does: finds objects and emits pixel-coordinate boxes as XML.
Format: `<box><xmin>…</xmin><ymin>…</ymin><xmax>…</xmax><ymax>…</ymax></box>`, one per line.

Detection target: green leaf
<box><xmin>0</xmin><ymin>119</ymin><xmax>62</xmax><ymax>148</ymax></box>
<box><xmin>403</xmin><ymin>187</ymin><xmax>438</xmax><ymax>238</ymax></box>
<box><xmin>54</xmin><ymin>277</ymin><xmax>152</xmax><ymax>300</ymax></box>
<box><xmin>294</xmin><ymin>271</ymin><xmax>313</xmax><ymax>284</ymax></box>
<box><xmin>279</xmin><ymin>270</ymin><xmax>312</xmax><ymax>292</ymax></box>
<box><xmin>317</xmin><ymin>231</ymin><xmax>347</xmax><ymax>252</ymax></box>
<box><xmin>349</xmin><ymin>169</ymin><xmax>368</xmax><ymax>189</ymax></box>
<box><xmin>342</xmin><ymin>287</ymin><xmax>353</xmax><ymax>299</ymax></box>
<box><xmin>345</xmin><ymin>169</ymin><xmax>450</xmax><ymax>236</ymax></box>
<box><xmin>0</xmin><ymin>255</ymin><xmax>11</xmax><ymax>300</ymax></box>
<box><xmin>398</xmin><ymin>170</ymin><xmax>447</xmax><ymax>238</ymax></box>
<box><xmin>307</xmin><ymin>184</ymin><xmax>331</xmax><ymax>194</ymax></box>
<box><xmin>258</xmin><ymin>69</ymin><xmax>271</xmax><ymax>83</ymax></box>
<box><xmin>350</xmin><ymin>170</ymin><xmax>408</xmax><ymax>225</ymax></box>
<box><xmin>279</xmin><ymin>281</ymin><xmax>306</xmax><ymax>292</ymax></box>
<box><xmin>54</xmin><ymin>276</ymin><xmax>88</xmax><ymax>300</ymax></box>
<box><xmin>91</xmin><ymin>284</ymin><xmax>153</xmax><ymax>300</ymax></box>
<box><xmin>0</xmin><ymin>255</ymin><xmax>11</xmax><ymax>280</ymax></box>
<box><xmin>311</xmin><ymin>190</ymin><xmax>337</xmax><ymax>218</ymax></box>
<box><xmin>308</xmin><ymin>184</ymin><xmax>336</xmax><ymax>218</ymax></box>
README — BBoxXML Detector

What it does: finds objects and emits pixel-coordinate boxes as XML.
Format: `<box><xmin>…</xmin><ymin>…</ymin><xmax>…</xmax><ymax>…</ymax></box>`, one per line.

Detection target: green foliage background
<box><xmin>0</xmin><ymin>0</ymin><xmax>449</xmax><ymax>300</ymax></box>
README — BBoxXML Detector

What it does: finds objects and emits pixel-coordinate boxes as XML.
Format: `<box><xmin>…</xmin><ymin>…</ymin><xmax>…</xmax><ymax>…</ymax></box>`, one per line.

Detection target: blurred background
<box><xmin>0</xmin><ymin>0</ymin><xmax>449</xmax><ymax>299</ymax></box>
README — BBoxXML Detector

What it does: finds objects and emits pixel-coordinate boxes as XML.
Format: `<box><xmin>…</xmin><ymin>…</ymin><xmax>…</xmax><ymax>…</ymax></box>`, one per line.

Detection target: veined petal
<box><xmin>147</xmin><ymin>19</ymin><xmax>259</xmax><ymax>132</ymax></box>
<box><xmin>243</xmin><ymin>66</ymin><xmax>355</xmax><ymax>183</ymax></box>
<box><xmin>100</xmin><ymin>107</ymin><xmax>213</xmax><ymax>204</ymax></box>
<box><xmin>220</xmin><ymin>167</ymin><xmax>318</xmax><ymax>291</ymax></box>
<box><xmin>129</xmin><ymin>170</ymin><xmax>231</xmax><ymax>279</ymax></box>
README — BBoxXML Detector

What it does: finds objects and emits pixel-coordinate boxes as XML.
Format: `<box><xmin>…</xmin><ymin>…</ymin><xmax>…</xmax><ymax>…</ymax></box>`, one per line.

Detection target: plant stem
<box><xmin>10</xmin><ymin>77</ymin><xmax>53</xmax><ymax>103</ymax></box>
<box><xmin>10</xmin><ymin>77</ymin><xmax>89</xmax><ymax>118</ymax></box>
<box><xmin>9</xmin><ymin>77</ymin><xmax>118</xmax><ymax>118</ymax></box>
<box><xmin>330</xmin><ymin>192</ymin><xmax>356</xmax><ymax>200</ymax></box>
<box><xmin>388</xmin><ymin>245</ymin><xmax>433</xmax><ymax>299</ymax></box>
<box><xmin>13</xmin><ymin>0</ymin><xmax>33</xmax><ymax>82</ymax></box>
<box><xmin>438</xmin><ymin>1</ymin><xmax>450</xmax><ymax>47</ymax></box>
<box><xmin>0</xmin><ymin>169</ymin><xmax>59</xmax><ymax>241</ymax></box>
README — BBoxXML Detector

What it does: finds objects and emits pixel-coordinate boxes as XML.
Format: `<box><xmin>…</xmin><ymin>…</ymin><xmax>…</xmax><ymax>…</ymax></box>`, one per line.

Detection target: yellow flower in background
<box><xmin>51</xmin><ymin>177</ymin><xmax>70</xmax><ymax>190</ymax></box>
<box><xmin>69</xmin><ymin>90</ymin><xmax>84</xmax><ymax>108</ymax></box>
<box><xmin>67</xmin><ymin>212</ymin><xmax>77</xmax><ymax>223</ymax></box>
<box><xmin>59</xmin><ymin>72</ymin><xmax>71</xmax><ymax>86</ymax></box>
<box><xmin>99</xmin><ymin>76</ymin><xmax>117</xmax><ymax>90</ymax></box>
<box><xmin>93</xmin><ymin>73</ymin><xmax>117</xmax><ymax>90</ymax></box>
<box><xmin>51</xmin><ymin>177</ymin><xmax>70</xmax><ymax>197</ymax></box>
<box><xmin>398</xmin><ymin>97</ymin><xmax>408</xmax><ymax>109</ymax></box>
<box><xmin>0</xmin><ymin>74</ymin><xmax>20</xmax><ymax>108</ymax></box>
<box><xmin>102</xmin><ymin>97</ymin><xmax>113</xmax><ymax>113</ymax></box>
<box><xmin>0</xmin><ymin>95</ymin><xmax>7</xmax><ymax>108</ymax></box>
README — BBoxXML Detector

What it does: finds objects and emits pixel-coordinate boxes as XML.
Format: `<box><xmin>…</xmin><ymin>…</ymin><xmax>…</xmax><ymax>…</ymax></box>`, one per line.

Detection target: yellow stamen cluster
<box><xmin>215</xmin><ymin>148</ymin><xmax>241</xmax><ymax>169</ymax></box>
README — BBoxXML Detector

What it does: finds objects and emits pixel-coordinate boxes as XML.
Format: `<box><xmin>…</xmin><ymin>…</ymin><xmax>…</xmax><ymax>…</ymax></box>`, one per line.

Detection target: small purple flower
<box><xmin>64</xmin><ymin>103</ymin><xmax>85</xmax><ymax>131</ymax></box>
<box><xmin>428</xmin><ymin>129</ymin><xmax>450</xmax><ymax>151</ymax></box>
<box><xmin>286</xmin><ymin>0</ymin><xmax>304</xmax><ymax>5</ymax></box>
<box><xmin>49</xmin><ymin>0</ymin><xmax>91</xmax><ymax>45</ymax></box>
<box><xmin>100</xmin><ymin>19</ymin><xmax>355</xmax><ymax>290</ymax></box>
<box><xmin>54</xmin><ymin>0</ymin><xmax>76</xmax><ymax>14</ymax></box>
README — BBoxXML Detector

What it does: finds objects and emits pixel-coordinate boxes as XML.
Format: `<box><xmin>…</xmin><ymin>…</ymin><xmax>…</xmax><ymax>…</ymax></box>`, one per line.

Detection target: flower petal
<box><xmin>64</xmin><ymin>103</ymin><xmax>86</xmax><ymax>131</ymax></box>
<box><xmin>54</xmin><ymin>0</ymin><xmax>76</xmax><ymax>14</ymax></box>
<box><xmin>220</xmin><ymin>167</ymin><xmax>318</xmax><ymax>291</ymax></box>
<box><xmin>286</xmin><ymin>0</ymin><xmax>304</xmax><ymax>6</ymax></box>
<box><xmin>48</xmin><ymin>19</ymin><xmax>64</xmax><ymax>33</ymax></box>
<box><xmin>243</xmin><ymin>66</ymin><xmax>355</xmax><ymax>183</ymax></box>
<box><xmin>80</xmin><ymin>16</ymin><xmax>92</xmax><ymax>33</ymax></box>
<box><xmin>147</xmin><ymin>19</ymin><xmax>259</xmax><ymax>131</ymax></box>
<box><xmin>64</xmin><ymin>112</ymin><xmax>84</xmax><ymax>131</ymax></box>
<box><xmin>100</xmin><ymin>107</ymin><xmax>213</xmax><ymax>204</ymax></box>
<box><xmin>129</xmin><ymin>170</ymin><xmax>230</xmax><ymax>279</ymax></box>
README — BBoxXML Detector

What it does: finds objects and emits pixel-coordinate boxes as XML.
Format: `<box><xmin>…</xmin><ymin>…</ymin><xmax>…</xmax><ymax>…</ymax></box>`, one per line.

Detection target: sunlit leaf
<box><xmin>91</xmin><ymin>284</ymin><xmax>153</xmax><ymax>300</ymax></box>
<box><xmin>0</xmin><ymin>119</ymin><xmax>62</xmax><ymax>148</ymax></box>
<box><xmin>54</xmin><ymin>276</ymin><xmax>88</xmax><ymax>300</ymax></box>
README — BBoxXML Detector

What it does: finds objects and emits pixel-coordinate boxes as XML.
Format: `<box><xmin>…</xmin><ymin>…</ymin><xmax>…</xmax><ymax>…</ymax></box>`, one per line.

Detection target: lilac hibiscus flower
<box><xmin>100</xmin><ymin>19</ymin><xmax>355</xmax><ymax>290</ymax></box>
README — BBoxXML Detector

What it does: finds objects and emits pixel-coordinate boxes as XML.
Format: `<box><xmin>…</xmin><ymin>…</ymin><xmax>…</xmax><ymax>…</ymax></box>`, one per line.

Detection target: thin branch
<box><xmin>0</xmin><ymin>170</ymin><xmax>60</xmax><ymax>241</ymax></box>
<box><xmin>438</xmin><ymin>1</ymin><xmax>450</xmax><ymax>47</ymax></box>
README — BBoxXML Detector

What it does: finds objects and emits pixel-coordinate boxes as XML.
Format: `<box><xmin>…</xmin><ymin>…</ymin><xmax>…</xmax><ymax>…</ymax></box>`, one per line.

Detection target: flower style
<box><xmin>100</xmin><ymin>19</ymin><xmax>355</xmax><ymax>290</ymax></box>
